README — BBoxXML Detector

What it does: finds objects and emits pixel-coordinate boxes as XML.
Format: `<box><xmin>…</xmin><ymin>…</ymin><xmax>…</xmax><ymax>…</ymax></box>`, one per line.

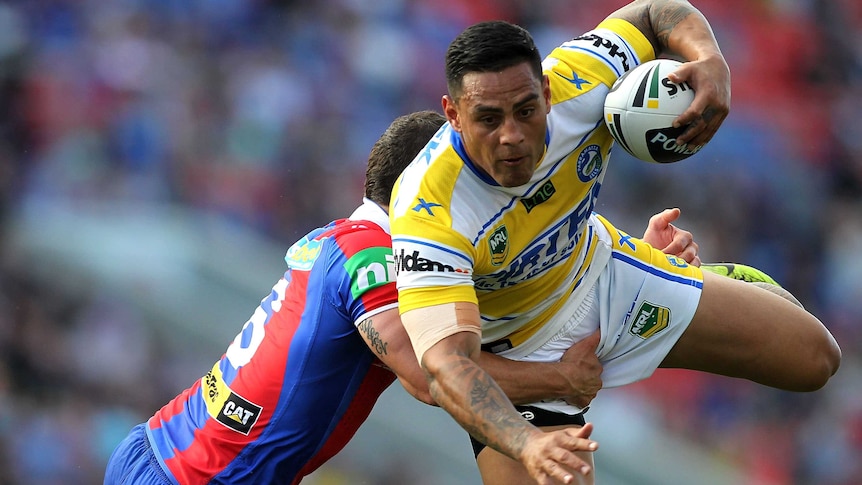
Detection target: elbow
<box><xmin>412</xmin><ymin>388</ymin><xmax>437</xmax><ymax>406</ymax></box>
<box><xmin>404</xmin><ymin>375</ymin><xmax>437</xmax><ymax>406</ymax></box>
<box><xmin>400</xmin><ymin>382</ymin><xmax>436</xmax><ymax>406</ymax></box>
<box><xmin>398</xmin><ymin>375</ymin><xmax>436</xmax><ymax>406</ymax></box>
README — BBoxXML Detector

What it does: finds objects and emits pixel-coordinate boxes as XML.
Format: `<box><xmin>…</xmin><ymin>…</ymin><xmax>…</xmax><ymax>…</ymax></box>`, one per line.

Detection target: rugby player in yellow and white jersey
<box><xmin>389</xmin><ymin>2</ymin><xmax>842</xmax><ymax>484</ymax></box>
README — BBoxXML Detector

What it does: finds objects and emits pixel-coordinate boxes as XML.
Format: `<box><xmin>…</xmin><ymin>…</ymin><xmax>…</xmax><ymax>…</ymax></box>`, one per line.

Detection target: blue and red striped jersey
<box><xmin>146</xmin><ymin>200</ymin><xmax>399</xmax><ymax>484</ymax></box>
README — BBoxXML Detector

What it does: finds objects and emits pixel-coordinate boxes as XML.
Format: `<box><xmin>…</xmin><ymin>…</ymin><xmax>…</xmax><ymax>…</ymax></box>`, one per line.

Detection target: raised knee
<box><xmin>822</xmin><ymin>338</ymin><xmax>842</xmax><ymax>384</ymax></box>
<box><xmin>797</xmin><ymin>337</ymin><xmax>841</xmax><ymax>392</ymax></box>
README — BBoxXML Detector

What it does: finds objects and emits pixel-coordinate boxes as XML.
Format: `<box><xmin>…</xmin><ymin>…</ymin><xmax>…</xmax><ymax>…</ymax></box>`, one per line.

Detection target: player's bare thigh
<box><xmin>476</xmin><ymin>424</ymin><xmax>596</xmax><ymax>485</ymax></box>
<box><xmin>660</xmin><ymin>271</ymin><xmax>839</xmax><ymax>391</ymax></box>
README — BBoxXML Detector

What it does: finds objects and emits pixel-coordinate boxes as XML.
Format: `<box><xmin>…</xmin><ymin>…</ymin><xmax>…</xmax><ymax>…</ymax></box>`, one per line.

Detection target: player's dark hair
<box><xmin>445</xmin><ymin>20</ymin><xmax>543</xmax><ymax>100</ymax></box>
<box><xmin>365</xmin><ymin>110</ymin><xmax>446</xmax><ymax>206</ymax></box>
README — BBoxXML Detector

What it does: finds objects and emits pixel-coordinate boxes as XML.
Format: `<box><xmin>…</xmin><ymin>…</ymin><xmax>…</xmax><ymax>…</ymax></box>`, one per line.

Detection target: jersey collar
<box><xmin>349</xmin><ymin>197</ymin><xmax>390</xmax><ymax>234</ymax></box>
<box><xmin>450</xmin><ymin>128</ymin><xmax>551</xmax><ymax>187</ymax></box>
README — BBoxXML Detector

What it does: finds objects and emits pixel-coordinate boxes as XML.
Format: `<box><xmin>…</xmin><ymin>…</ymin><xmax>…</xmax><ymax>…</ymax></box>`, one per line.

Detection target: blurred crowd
<box><xmin>0</xmin><ymin>0</ymin><xmax>860</xmax><ymax>484</ymax></box>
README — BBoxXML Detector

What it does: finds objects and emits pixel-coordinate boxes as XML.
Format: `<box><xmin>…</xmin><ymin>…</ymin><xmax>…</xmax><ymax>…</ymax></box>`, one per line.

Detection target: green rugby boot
<box><xmin>700</xmin><ymin>263</ymin><xmax>779</xmax><ymax>285</ymax></box>
<box><xmin>700</xmin><ymin>263</ymin><xmax>803</xmax><ymax>308</ymax></box>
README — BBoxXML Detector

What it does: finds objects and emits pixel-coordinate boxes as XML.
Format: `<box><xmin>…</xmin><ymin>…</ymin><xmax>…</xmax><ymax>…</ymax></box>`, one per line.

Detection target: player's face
<box><xmin>443</xmin><ymin>63</ymin><xmax>551</xmax><ymax>188</ymax></box>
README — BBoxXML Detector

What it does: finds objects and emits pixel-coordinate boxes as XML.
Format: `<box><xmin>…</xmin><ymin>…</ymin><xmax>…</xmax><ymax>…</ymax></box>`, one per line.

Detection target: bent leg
<box><xmin>476</xmin><ymin>425</ymin><xmax>595</xmax><ymax>485</ymax></box>
<box><xmin>661</xmin><ymin>271</ymin><xmax>840</xmax><ymax>391</ymax></box>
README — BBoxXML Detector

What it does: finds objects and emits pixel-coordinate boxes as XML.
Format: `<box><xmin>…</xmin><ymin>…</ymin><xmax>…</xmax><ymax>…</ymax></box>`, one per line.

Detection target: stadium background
<box><xmin>0</xmin><ymin>0</ymin><xmax>859</xmax><ymax>483</ymax></box>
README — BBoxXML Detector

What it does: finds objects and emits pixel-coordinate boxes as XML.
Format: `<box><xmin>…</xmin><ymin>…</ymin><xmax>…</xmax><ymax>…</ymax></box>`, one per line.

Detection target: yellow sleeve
<box><xmin>597</xmin><ymin>18</ymin><xmax>656</xmax><ymax>64</ymax></box>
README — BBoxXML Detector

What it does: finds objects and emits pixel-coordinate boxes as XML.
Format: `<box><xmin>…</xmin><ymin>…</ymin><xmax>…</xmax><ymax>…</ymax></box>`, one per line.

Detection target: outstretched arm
<box><xmin>609</xmin><ymin>0</ymin><xmax>730</xmax><ymax>147</ymax></box>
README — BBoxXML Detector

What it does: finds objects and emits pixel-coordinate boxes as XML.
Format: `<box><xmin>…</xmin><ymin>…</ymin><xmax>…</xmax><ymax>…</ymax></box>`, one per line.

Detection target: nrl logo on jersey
<box><xmin>488</xmin><ymin>225</ymin><xmax>509</xmax><ymax>266</ymax></box>
<box><xmin>474</xmin><ymin>183</ymin><xmax>599</xmax><ymax>291</ymax></box>
<box><xmin>629</xmin><ymin>301</ymin><xmax>670</xmax><ymax>339</ymax></box>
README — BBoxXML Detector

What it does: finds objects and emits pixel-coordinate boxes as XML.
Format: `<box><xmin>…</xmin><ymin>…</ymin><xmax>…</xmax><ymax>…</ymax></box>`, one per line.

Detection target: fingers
<box><xmin>574</xmin><ymin>422</ymin><xmax>594</xmax><ymax>439</ymax></box>
<box><xmin>645</xmin><ymin>207</ymin><xmax>700</xmax><ymax>265</ymax></box>
<box><xmin>667</xmin><ymin>61</ymin><xmax>730</xmax><ymax>147</ymax></box>
<box><xmin>661</xmin><ymin>226</ymin><xmax>700</xmax><ymax>265</ymax></box>
<box><xmin>649</xmin><ymin>207</ymin><xmax>681</xmax><ymax>230</ymax></box>
<box><xmin>553</xmin><ymin>429</ymin><xmax>599</xmax><ymax>475</ymax></box>
<box><xmin>667</xmin><ymin>70</ymin><xmax>707</xmax><ymax>133</ymax></box>
<box><xmin>559</xmin><ymin>330</ymin><xmax>603</xmax><ymax>407</ymax></box>
<box><xmin>560</xmin><ymin>330</ymin><xmax>601</xmax><ymax>359</ymax></box>
<box><xmin>673</xmin><ymin>105</ymin><xmax>727</xmax><ymax>147</ymax></box>
<box><xmin>525</xmin><ymin>424</ymin><xmax>600</xmax><ymax>485</ymax></box>
<box><xmin>579</xmin><ymin>329</ymin><xmax>601</xmax><ymax>351</ymax></box>
<box><xmin>642</xmin><ymin>207</ymin><xmax>681</xmax><ymax>248</ymax></box>
<box><xmin>564</xmin><ymin>394</ymin><xmax>595</xmax><ymax>408</ymax></box>
<box><xmin>676</xmin><ymin>233</ymin><xmax>700</xmax><ymax>264</ymax></box>
<box><xmin>661</xmin><ymin>224</ymin><xmax>691</xmax><ymax>253</ymax></box>
<box><xmin>538</xmin><ymin>432</ymin><xmax>598</xmax><ymax>483</ymax></box>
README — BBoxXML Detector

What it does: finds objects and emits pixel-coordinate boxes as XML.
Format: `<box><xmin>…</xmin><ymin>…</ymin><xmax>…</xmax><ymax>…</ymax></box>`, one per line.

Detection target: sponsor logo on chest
<box><xmin>521</xmin><ymin>181</ymin><xmax>556</xmax><ymax>213</ymax></box>
<box><xmin>474</xmin><ymin>182</ymin><xmax>600</xmax><ymax>290</ymax></box>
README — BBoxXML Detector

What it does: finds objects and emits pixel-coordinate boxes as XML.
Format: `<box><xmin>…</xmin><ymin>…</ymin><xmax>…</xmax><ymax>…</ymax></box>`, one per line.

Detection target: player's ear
<box><xmin>442</xmin><ymin>95</ymin><xmax>461</xmax><ymax>132</ymax></box>
<box><xmin>543</xmin><ymin>75</ymin><xmax>551</xmax><ymax>114</ymax></box>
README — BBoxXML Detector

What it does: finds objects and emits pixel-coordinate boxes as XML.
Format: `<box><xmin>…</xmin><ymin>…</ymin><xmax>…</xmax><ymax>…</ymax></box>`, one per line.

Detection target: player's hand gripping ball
<box><xmin>604</xmin><ymin>59</ymin><xmax>704</xmax><ymax>163</ymax></box>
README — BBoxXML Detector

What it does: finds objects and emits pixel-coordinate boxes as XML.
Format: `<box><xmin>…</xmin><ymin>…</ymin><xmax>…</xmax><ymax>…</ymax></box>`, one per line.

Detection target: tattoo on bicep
<box><xmin>357</xmin><ymin>318</ymin><xmax>388</xmax><ymax>356</ymax></box>
<box><xmin>650</xmin><ymin>0</ymin><xmax>695</xmax><ymax>50</ymax></box>
<box><xmin>620</xmin><ymin>0</ymin><xmax>695</xmax><ymax>54</ymax></box>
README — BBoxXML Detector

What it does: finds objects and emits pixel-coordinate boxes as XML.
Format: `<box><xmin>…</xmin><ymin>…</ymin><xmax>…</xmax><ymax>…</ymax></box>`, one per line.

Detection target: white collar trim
<box><xmin>348</xmin><ymin>197</ymin><xmax>390</xmax><ymax>233</ymax></box>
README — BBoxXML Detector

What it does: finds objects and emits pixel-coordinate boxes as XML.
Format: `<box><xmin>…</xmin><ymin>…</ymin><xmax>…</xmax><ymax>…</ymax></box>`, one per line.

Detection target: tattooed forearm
<box><xmin>357</xmin><ymin>318</ymin><xmax>388</xmax><ymax>356</ymax></box>
<box><xmin>469</xmin><ymin>377</ymin><xmax>532</xmax><ymax>456</ymax></box>
<box><xmin>427</xmin><ymin>355</ymin><xmax>533</xmax><ymax>459</ymax></box>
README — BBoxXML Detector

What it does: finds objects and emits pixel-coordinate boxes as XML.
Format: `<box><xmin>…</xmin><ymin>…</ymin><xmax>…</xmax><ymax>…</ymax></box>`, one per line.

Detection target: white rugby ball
<box><xmin>604</xmin><ymin>59</ymin><xmax>703</xmax><ymax>163</ymax></box>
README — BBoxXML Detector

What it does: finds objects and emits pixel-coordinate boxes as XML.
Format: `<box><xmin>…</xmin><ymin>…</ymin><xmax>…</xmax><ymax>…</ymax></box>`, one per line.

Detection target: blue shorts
<box><xmin>104</xmin><ymin>423</ymin><xmax>173</xmax><ymax>485</ymax></box>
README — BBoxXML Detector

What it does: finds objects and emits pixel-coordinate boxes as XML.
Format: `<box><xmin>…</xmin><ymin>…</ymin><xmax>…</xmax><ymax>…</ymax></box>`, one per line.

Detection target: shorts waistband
<box><xmin>480</xmin><ymin>338</ymin><xmax>513</xmax><ymax>353</ymax></box>
<box><xmin>136</xmin><ymin>424</ymin><xmax>174</xmax><ymax>484</ymax></box>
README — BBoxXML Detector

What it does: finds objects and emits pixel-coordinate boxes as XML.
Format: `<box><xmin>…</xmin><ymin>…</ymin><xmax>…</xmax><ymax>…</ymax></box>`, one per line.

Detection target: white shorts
<box><xmin>498</xmin><ymin>215</ymin><xmax>704</xmax><ymax>415</ymax></box>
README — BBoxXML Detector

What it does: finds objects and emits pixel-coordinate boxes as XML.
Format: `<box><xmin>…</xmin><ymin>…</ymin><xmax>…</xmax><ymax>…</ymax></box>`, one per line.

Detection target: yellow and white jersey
<box><xmin>390</xmin><ymin>20</ymin><xmax>655</xmax><ymax>348</ymax></box>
